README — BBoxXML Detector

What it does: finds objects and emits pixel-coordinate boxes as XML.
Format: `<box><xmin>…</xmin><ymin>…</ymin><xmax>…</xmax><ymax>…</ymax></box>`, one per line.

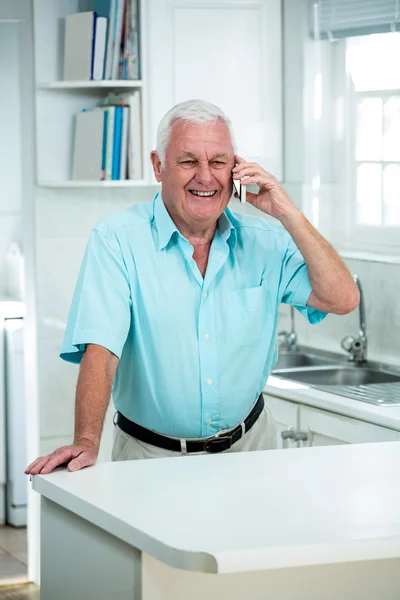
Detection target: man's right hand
<box><xmin>25</xmin><ymin>440</ymin><xmax>99</xmax><ymax>476</ymax></box>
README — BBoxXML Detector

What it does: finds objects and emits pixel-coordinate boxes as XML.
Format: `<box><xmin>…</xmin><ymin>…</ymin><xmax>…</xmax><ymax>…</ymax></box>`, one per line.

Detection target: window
<box><xmin>344</xmin><ymin>33</ymin><xmax>400</xmax><ymax>249</ymax></box>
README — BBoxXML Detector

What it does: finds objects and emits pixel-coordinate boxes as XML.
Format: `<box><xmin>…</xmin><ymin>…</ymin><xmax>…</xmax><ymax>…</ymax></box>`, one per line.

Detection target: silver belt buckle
<box><xmin>214</xmin><ymin>427</ymin><xmax>231</xmax><ymax>438</ymax></box>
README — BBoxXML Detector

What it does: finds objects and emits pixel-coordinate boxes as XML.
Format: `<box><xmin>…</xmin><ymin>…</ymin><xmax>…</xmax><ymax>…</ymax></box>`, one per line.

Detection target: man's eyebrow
<box><xmin>210</xmin><ymin>153</ymin><xmax>229</xmax><ymax>160</ymax></box>
<box><xmin>177</xmin><ymin>152</ymin><xmax>230</xmax><ymax>160</ymax></box>
<box><xmin>178</xmin><ymin>152</ymin><xmax>198</xmax><ymax>160</ymax></box>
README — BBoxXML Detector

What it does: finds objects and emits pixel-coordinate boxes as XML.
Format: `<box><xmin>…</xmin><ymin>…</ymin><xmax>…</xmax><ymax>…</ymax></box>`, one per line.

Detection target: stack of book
<box><xmin>72</xmin><ymin>91</ymin><xmax>142</xmax><ymax>181</ymax></box>
<box><xmin>63</xmin><ymin>0</ymin><xmax>140</xmax><ymax>80</ymax></box>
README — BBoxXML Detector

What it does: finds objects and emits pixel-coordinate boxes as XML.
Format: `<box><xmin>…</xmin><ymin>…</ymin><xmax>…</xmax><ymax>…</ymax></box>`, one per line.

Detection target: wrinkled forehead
<box><xmin>167</xmin><ymin>119</ymin><xmax>234</xmax><ymax>158</ymax></box>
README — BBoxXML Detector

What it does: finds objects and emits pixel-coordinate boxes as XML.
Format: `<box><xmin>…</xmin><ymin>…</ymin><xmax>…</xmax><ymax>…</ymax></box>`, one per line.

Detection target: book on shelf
<box><xmin>120</xmin><ymin>106</ymin><xmax>130</xmax><ymax>179</ymax></box>
<box><xmin>63</xmin><ymin>11</ymin><xmax>107</xmax><ymax>80</ymax></box>
<box><xmin>71</xmin><ymin>90</ymin><xmax>142</xmax><ymax>181</ymax></box>
<box><xmin>93</xmin><ymin>16</ymin><xmax>108</xmax><ymax>79</ymax></box>
<box><xmin>72</xmin><ymin>108</ymin><xmax>106</xmax><ymax>180</ymax></box>
<box><xmin>104</xmin><ymin>106</ymin><xmax>115</xmax><ymax>180</ymax></box>
<box><xmin>112</xmin><ymin>106</ymin><xmax>123</xmax><ymax>179</ymax></box>
<box><xmin>81</xmin><ymin>0</ymin><xmax>140</xmax><ymax>80</ymax></box>
<box><xmin>104</xmin><ymin>90</ymin><xmax>143</xmax><ymax>179</ymax></box>
<box><xmin>121</xmin><ymin>0</ymin><xmax>140</xmax><ymax>79</ymax></box>
<box><xmin>111</xmin><ymin>0</ymin><xmax>125</xmax><ymax>80</ymax></box>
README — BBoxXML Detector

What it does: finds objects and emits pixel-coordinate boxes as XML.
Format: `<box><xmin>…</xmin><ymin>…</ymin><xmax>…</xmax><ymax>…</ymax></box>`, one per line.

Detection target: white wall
<box><xmin>0</xmin><ymin>23</ymin><xmax>23</xmax><ymax>297</ymax></box>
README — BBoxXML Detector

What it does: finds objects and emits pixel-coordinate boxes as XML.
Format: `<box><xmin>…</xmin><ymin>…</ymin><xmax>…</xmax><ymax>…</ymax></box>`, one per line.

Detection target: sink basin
<box><xmin>274</xmin><ymin>352</ymin><xmax>337</xmax><ymax>370</ymax></box>
<box><xmin>274</xmin><ymin>366</ymin><xmax>400</xmax><ymax>386</ymax></box>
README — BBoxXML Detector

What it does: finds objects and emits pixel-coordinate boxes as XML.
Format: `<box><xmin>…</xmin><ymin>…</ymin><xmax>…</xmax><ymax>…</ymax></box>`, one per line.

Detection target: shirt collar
<box><xmin>152</xmin><ymin>193</ymin><xmax>179</xmax><ymax>250</ymax></box>
<box><xmin>152</xmin><ymin>192</ymin><xmax>237</xmax><ymax>250</ymax></box>
<box><xmin>218</xmin><ymin>207</ymin><xmax>237</xmax><ymax>249</ymax></box>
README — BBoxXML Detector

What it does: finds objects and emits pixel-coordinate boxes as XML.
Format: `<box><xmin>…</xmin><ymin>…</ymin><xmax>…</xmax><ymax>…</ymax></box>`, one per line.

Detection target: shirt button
<box><xmin>207</xmin><ymin>379</ymin><xmax>213</xmax><ymax>386</ymax></box>
<box><xmin>202</xmin><ymin>292</ymin><xmax>207</xmax><ymax>299</ymax></box>
<box><xmin>204</xmin><ymin>334</ymin><xmax>210</xmax><ymax>340</ymax></box>
<box><xmin>207</xmin><ymin>418</ymin><xmax>212</xmax><ymax>424</ymax></box>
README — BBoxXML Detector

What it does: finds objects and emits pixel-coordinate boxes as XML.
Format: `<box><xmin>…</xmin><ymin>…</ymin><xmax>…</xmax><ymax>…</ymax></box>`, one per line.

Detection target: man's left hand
<box><xmin>232</xmin><ymin>155</ymin><xmax>298</xmax><ymax>221</ymax></box>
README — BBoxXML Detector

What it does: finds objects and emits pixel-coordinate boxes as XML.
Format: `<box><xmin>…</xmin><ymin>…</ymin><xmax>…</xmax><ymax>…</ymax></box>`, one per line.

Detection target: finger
<box><xmin>234</xmin><ymin>154</ymin><xmax>246</xmax><ymax>164</ymax></box>
<box><xmin>25</xmin><ymin>456</ymin><xmax>46</xmax><ymax>474</ymax></box>
<box><xmin>68</xmin><ymin>451</ymin><xmax>95</xmax><ymax>472</ymax></box>
<box><xmin>37</xmin><ymin>448</ymin><xmax>75</xmax><ymax>475</ymax></box>
<box><xmin>240</xmin><ymin>176</ymin><xmax>267</xmax><ymax>188</ymax></box>
<box><xmin>234</xmin><ymin>164</ymin><xmax>275</xmax><ymax>181</ymax></box>
<box><xmin>232</xmin><ymin>162</ymin><xmax>256</xmax><ymax>175</ymax></box>
<box><xmin>27</xmin><ymin>456</ymin><xmax>57</xmax><ymax>475</ymax></box>
<box><xmin>234</xmin><ymin>166</ymin><xmax>272</xmax><ymax>182</ymax></box>
<box><xmin>244</xmin><ymin>191</ymin><xmax>258</xmax><ymax>203</ymax></box>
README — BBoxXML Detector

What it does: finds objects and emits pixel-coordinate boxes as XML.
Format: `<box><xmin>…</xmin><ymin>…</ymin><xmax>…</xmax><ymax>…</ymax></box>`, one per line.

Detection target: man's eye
<box><xmin>212</xmin><ymin>161</ymin><xmax>226</xmax><ymax>167</ymax></box>
<box><xmin>181</xmin><ymin>160</ymin><xmax>196</xmax><ymax>165</ymax></box>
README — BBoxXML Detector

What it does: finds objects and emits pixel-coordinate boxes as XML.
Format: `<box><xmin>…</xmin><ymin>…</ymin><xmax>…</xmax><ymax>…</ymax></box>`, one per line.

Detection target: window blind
<box><xmin>310</xmin><ymin>0</ymin><xmax>400</xmax><ymax>39</ymax></box>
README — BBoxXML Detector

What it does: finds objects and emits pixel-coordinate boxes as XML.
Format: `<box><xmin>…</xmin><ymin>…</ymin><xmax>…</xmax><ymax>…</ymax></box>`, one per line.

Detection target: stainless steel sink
<box><xmin>273</xmin><ymin>366</ymin><xmax>400</xmax><ymax>386</ymax></box>
<box><xmin>271</xmin><ymin>346</ymin><xmax>400</xmax><ymax>405</ymax></box>
<box><xmin>274</xmin><ymin>352</ymin><xmax>337</xmax><ymax>370</ymax></box>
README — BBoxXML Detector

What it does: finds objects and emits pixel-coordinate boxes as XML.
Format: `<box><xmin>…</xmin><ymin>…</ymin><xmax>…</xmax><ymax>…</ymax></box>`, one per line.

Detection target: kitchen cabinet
<box><xmin>264</xmin><ymin>393</ymin><xmax>400</xmax><ymax>449</ymax></box>
<box><xmin>264</xmin><ymin>395</ymin><xmax>299</xmax><ymax>449</ymax></box>
<box><xmin>299</xmin><ymin>405</ymin><xmax>400</xmax><ymax>447</ymax></box>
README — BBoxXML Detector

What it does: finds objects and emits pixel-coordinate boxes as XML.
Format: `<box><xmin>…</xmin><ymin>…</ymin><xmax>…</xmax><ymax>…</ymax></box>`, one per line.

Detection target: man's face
<box><xmin>151</xmin><ymin>119</ymin><xmax>235</xmax><ymax>229</ymax></box>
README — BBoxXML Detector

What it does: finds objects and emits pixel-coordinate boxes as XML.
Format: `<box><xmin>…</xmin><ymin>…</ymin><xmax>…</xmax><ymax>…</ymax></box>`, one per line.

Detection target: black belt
<box><xmin>116</xmin><ymin>394</ymin><xmax>264</xmax><ymax>454</ymax></box>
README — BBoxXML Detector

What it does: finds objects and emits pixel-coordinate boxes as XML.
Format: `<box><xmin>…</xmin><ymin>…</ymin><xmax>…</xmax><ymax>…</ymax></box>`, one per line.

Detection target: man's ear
<box><xmin>150</xmin><ymin>151</ymin><xmax>162</xmax><ymax>182</ymax></box>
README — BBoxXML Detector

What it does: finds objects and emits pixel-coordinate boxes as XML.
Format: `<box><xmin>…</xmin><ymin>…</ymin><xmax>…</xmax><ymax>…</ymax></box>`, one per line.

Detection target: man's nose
<box><xmin>194</xmin><ymin>162</ymin><xmax>213</xmax><ymax>185</ymax></box>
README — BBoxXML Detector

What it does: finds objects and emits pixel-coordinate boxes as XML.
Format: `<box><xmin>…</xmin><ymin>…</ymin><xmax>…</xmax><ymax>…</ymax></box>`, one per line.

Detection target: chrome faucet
<box><xmin>278</xmin><ymin>305</ymin><xmax>299</xmax><ymax>352</ymax></box>
<box><xmin>341</xmin><ymin>274</ymin><xmax>367</xmax><ymax>363</ymax></box>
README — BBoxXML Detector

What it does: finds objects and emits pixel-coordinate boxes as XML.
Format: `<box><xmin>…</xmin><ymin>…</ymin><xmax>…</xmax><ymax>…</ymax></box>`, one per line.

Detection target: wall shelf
<box><xmin>37</xmin><ymin>80</ymin><xmax>143</xmax><ymax>90</ymax></box>
<box><xmin>38</xmin><ymin>180</ymin><xmax>147</xmax><ymax>188</ymax></box>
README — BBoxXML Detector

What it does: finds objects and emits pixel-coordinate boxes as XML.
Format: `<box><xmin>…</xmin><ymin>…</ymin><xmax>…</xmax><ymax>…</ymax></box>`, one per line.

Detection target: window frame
<box><xmin>337</xmin><ymin>39</ymin><xmax>400</xmax><ymax>256</ymax></box>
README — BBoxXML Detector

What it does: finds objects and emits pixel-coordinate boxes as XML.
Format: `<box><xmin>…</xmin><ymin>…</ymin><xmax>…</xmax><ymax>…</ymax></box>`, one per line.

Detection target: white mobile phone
<box><xmin>233</xmin><ymin>176</ymin><xmax>246</xmax><ymax>203</ymax></box>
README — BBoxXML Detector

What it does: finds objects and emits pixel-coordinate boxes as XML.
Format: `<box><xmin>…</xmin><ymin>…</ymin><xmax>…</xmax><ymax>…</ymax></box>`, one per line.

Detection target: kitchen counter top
<box><xmin>33</xmin><ymin>441</ymin><xmax>400</xmax><ymax>575</ymax></box>
<box><xmin>264</xmin><ymin>373</ymin><xmax>400</xmax><ymax>431</ymax></box>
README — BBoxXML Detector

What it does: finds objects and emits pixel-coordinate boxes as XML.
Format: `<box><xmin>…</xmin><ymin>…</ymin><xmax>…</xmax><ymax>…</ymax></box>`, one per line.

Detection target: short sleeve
<box><xmin>60</xmin><ymin>228</ymin><xmax>132</xmax><ymax>363</ymax></box>
<box><xmin>279</xmin><ymin>237</ymin><xmax>327</xmax><ymax>325</ymax></box>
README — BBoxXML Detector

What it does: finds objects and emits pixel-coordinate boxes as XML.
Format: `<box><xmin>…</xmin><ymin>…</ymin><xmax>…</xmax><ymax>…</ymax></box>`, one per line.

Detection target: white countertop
<box><xmin>33</xmin><ymin>441</ymin><xmax>400</xmax><ymax>574</ymax></box>
<box><xmin>264</xmin><ymin>375</ymin><xmax>400</xmax><ymax>431</ymax></box>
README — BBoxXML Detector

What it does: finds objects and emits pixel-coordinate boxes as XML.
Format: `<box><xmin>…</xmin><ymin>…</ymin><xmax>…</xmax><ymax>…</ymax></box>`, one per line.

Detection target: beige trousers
<box><xmin>111</xmin><ymin>404</ymin><xmax>277</xmax><ymax>462</ymax></box>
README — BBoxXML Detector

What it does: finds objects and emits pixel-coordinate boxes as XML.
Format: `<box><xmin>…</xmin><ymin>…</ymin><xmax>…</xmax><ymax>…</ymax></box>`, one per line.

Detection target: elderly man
<box><xmin>26</xmin><ymin>99</ymin><xmax>359</xmax><ymax>475</ymax></box>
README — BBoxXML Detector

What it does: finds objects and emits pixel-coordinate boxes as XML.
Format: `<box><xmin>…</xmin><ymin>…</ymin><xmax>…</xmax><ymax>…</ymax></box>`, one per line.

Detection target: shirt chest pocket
<box><xmin>227</xmin><ymin>284</ymin><xmax>273</xmax><ymax>347</ymax></box>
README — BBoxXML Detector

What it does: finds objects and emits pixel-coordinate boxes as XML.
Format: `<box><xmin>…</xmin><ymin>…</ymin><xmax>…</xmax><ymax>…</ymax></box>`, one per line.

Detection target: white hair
<box><xmin>155</xmin><ymin>99</ymin><xmax>236</xmax><ymax>165</ymax></box>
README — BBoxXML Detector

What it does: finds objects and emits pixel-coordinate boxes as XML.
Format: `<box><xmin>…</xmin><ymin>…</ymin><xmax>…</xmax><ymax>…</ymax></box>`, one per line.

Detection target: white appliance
<box><xmin>4</xmin><ymin>316</ymin><xmax>27</xmax><ymax>526</ymax></box>
<box><xmin>0</xmin><ymin>317</ymin><xmax>6</xmax><ymax>525</ymax></box>
<box><xmin>0</xmin><ymin>301</ymin><xmax>27</xmax><ymax>527</ymax></box>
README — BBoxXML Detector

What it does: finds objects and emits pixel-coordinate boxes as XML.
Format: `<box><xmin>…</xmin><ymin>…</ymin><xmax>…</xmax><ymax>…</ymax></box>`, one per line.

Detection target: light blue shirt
<box><xmin>61</xmin><ymin>193</ymin><xmax>326</xmax><ymax>438</ymax></box>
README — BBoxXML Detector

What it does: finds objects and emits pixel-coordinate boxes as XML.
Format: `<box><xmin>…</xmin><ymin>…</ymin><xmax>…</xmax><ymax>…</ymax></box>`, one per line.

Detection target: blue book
<box><xmin>112</xmin><ymin>106</ymin><xmax>123</xmax><ymax>180</ymax></box>
<box><xmin>83</xmin><ymin>0</ymin><xmax>112</xmax><ymax>79</ymax></box>
<box><xmin>90</xmin><ymin>12</ymin><xmax>97</xmax><ymax>79</ymax></box>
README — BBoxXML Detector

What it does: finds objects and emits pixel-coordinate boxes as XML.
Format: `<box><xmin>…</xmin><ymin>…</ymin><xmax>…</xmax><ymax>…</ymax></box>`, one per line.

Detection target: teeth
<box><xmin>191</xmin><ymin>190</ymin><xmax>216</xmax><ymax>197</ymax></box>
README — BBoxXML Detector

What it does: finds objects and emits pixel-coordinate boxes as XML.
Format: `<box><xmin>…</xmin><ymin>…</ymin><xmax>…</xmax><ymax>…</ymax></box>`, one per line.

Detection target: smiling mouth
<box><xmin>189</xmin><ymin>190</ymin><xmax>218</xmax><ymax>197</ymax></box>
